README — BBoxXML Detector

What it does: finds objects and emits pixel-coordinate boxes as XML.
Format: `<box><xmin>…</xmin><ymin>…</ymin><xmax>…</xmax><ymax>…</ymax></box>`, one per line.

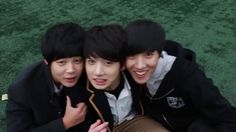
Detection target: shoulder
<box><xmin>164</xmin><ymin>40</ymin><xmax>198</xmax><ymax>66</ymax></box>
<box><xmin>165</xmin><ymin>40</ymin><xmax>195</xmax><ymax>56</ymax></box>
<box><xmin>8</xmin><ymin>61</ymin><xmax>49</xmax><ymax>99</ymax></box>
<box><xmin>163</xmin><ymin>41</ymin><xmax>204</xmax><ymax>86</ymax></box>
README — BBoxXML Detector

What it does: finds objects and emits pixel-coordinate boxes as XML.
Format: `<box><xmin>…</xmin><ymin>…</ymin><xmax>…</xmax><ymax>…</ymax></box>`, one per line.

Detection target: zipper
<box><xmin>162</xmin><ymin>114</ymin><xmax>173</xmax><ymax>129</ymax></box>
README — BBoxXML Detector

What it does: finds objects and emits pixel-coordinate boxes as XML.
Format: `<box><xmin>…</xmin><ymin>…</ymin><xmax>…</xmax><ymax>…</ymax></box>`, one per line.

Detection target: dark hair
<box><xmin>125</xmin><ymin>19</ymin><xmax>165</xmax><ymax>56</ymax></box>
<box><xmin>41</xmin><ymin>23</ymin><xmax>85</xmax><ymax>64</ymax></box>
<box><xmin>84</xmin><ymin>24</ymin><xmax>127</xmax><ymax>64</ymax></box>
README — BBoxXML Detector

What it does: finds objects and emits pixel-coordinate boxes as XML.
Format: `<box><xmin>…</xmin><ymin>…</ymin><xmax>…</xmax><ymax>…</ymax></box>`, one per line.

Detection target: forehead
<box><xmin>86</xmin><ymin>56</ymin><xmax>116</xmax><ymax>62</ymax></box>
<box><xmin>86</xmin><ymin>56</ymin><xmax>121</xmax><ymax>66</ymax></box>
<box><xmin>54</xmin><ymin>56</ymin><xmax>83</xmax><ymax>61</ymax></box>
<box><xmin>130</xmin><ymin>50</ymin><xmax>159</xmax><ymax>56</ymax></box>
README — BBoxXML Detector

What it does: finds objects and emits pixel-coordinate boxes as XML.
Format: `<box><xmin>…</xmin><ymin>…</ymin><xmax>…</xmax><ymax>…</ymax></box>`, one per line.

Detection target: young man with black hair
<box><xmin>84</xmin><ymin>24</ymin><xmax>169</xmax><ymax>132</ymax></box>
<box><xmin>125</xmin><ymin>19</ymin><xmax>236</xmax><ymax>132</ymax></box>
<box><xmin>6</xmin><ymin>23</ymin><xmax>107</xmax><ymax>132</ymax></box>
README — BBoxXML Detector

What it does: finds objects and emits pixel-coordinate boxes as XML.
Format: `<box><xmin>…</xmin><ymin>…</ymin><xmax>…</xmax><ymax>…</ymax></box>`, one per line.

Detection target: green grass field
<box><xmin>0</xmin><ymin>0</ymin><xmax>236</xmax><ymax>131</ymax></box>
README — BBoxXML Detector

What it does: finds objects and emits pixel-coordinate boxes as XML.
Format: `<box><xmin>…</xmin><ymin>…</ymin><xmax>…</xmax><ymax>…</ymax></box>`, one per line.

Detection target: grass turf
<box><xmin>0</xmin><ymin>0</ymin><xmax>236</xmax><ymax>131</ymax></box>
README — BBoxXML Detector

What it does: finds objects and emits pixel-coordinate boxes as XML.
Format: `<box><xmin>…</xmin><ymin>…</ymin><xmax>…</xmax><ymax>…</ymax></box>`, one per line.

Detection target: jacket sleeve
<box><xmin>185</xmin><ymin>67</ymin><xmax>236</xmax><ymax>132</ymax></box>
<box><xmin>6</xmin><ymin>85</ymin><xmax>66</xmax><ymax>132</ymax></box>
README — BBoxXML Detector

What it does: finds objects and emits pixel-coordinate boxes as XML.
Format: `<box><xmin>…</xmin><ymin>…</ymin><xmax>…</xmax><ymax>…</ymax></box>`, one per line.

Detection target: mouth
<box><xmin>93</xmin><ymin>78</ymin><xmax>107</xmax><ymax>85</ymax></box>
<box><xmin>65</xmin><ymin>77</ymin><xmax>76</xmax><ymax>83</ymax></box>
<box><xmin>133</xmin><ymin>70</ymin><xmax>147</xmax><ymax>78</ymax></box>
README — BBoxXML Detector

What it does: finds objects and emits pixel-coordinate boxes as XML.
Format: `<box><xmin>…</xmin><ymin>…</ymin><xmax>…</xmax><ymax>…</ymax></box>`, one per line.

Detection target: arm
<box><xmin>6</xmin><ymin>93</ymin><xmax>66</xmax><ymax>132</ymax></box>
<box><xmin>185</xmin><ymin>68</ymin><xmax>236</xmax><ymax>132</ymax></box>
<box><xmin>6</xmin><ymin>92</ymin><xmax>87</xmax><ymax>132</ymax></box>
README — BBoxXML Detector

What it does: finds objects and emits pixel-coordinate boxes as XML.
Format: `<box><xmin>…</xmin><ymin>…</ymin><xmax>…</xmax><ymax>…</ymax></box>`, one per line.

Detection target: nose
<box><xmin>94</xmin><ymin>63</ymin><xmax>104</xmax><ymax>76</ymax></box>
<box><xmin>66</xmin><ymin>62</ymin><xmax>75</xmax><ymax>73</ymax></box>
<box><xmin>135</xmin><ymin>57</ymin><xmax>146</xmax><ymax>69</ymax></box>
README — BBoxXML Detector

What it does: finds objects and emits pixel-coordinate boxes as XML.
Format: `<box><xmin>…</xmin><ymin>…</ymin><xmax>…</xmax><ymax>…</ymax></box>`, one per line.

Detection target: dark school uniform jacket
<box><xmin>6</xmin><ymin>61</ymin><xmax>90</xmax><ymax>132</ymax></box>
<box><xmin>142</xmin><ymin>40</ymin><xmax>236</xmax><ymax>132</ymax></box>
<box><xmin>84</xmin><ymin>73</ymin><xmax>144</xmax><ymax>132</ymax></box>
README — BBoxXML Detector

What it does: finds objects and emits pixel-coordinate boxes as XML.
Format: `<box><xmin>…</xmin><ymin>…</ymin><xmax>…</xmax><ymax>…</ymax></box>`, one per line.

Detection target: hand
<box><xmin>63</xmin><ymin>96</ymin><xmax>87</xmax><ymax>129</ymax></box>
<box><xmin>88</xmin><ymin>119</ymin><xmax>109</xmax><ymax>132</ymax></box>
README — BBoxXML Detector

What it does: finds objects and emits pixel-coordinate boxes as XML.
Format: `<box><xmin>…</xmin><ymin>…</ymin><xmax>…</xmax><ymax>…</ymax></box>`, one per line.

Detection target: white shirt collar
<box><xmin>105</xmin><ymin>73</ymin><xmax>136</xmax><ymax>125</ymax></box>
<box><xmin>54</xmin><ymin>84</ymin><xmax>63</xmax><ymax>95</ymax></box>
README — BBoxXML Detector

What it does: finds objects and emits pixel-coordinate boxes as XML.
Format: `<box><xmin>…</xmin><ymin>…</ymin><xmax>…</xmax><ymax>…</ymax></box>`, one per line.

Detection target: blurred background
<box><xmin>0</xmin><ymin>0</ymin><xmax>235</xmax><ymax>131</ymax></box>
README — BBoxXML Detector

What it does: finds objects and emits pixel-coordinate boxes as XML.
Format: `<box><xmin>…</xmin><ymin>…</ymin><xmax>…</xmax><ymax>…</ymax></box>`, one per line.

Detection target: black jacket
<box><xmin>6</xmin><ymin>61</ymin><xmax>89</xmax><ymax>132</ymax></box>
<box><xmin>143</xmin><ymin>40</ymin><xmax>236</xmax><ymax>132</ymax></box>
<box><xmin>85</xmin><ymin>73</ymin><xmax>144</xmax><ymax>132</ymax></box>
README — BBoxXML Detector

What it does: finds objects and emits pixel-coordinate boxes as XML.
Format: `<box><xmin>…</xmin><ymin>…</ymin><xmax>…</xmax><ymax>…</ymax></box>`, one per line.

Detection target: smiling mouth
<box><xmin>134</xmin><ymin>71</ymin><xmax>147</xmax><ymax>78</ymax></box>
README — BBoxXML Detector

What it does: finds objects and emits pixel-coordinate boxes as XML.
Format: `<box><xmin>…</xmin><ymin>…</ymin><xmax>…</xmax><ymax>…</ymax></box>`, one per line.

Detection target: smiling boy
<box><xmin>125</xmin><ymin>19</ymin><xmax>236</xmax><ymax>132</ymax></box>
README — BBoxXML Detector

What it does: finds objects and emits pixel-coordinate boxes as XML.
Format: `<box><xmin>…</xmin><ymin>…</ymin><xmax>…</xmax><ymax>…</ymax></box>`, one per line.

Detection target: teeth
<box><xmin>135</xmin><ymin>71</ymin><xmax>146</xmax><ymax>76</ymax></box>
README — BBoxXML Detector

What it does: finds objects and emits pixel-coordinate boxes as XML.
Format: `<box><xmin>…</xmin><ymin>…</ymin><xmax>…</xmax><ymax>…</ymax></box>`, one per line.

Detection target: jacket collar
<box><xmin>43</xmin><ymin>62</ymin><xmax>56</xmax><ymax>99</ymax></box>
<box><xmin>86</xmin><ymin>73</ymin><xmax>144</xmax><ymax>131</ymax></box>
<box><xmin>149</xmin><ymin>40</ymin><xmax>196</xmax><ymax>99</ymax></box>
<box><xmin>86</xmin><ymin>80</ymin><xmax>114</xmax><ymax>132</ymax></box>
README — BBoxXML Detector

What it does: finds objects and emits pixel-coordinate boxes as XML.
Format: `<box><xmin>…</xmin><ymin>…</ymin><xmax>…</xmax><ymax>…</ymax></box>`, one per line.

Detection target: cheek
<box><xmin>113</xmin><ymin>70</ymin><xmax>120</xmax><ymax>78</ymax></box>
<box><xmin>149</xmin><ymin>58</ymin><xmax>158</xmax><ymax>68</ymax></box>
<box><xmin>108</xmin><ymin>71</ymin><xmax>121</xmax><ymax>84</ymax></box>
<box><xmin>75</xmin><ymin>65</ymin><xmax>84</xmax><ymax>73</ymax></box>
<box><xmin>51</xmin><ymin>68</ymin><xmax>64</xmax><ymax>83</ymax></box>
<box><xmin>125</xmin><ymin>60</ymin><xmax>135</xmax><ymax>69</ymax></box>
<box><xmin>107</xmin><ymin>66</ymin><xmax>120</xmax><ymax>77</ymax></box>
<box><xmin>85</xmin><ymin>65</ymin><xmax>93</xmax><ymax>77</ymax></box>
<box><xmin>150</xmin><ymin>61</ymin><xmax>158</xmax><ymax>68</ymax></box>
<box><xmin>85</xmin><ymin>64</ymin><xmax>91</xmax><ymax>71</ymax></box>
<box><xmin>52</xmin><ymin>69</ymin><xmax>64</xmax><ymax>77</ymax></box>
<box><xmin>86</xmin><ymin>73</ymin><xmax>93</xmax><ymax>82</ymax></box>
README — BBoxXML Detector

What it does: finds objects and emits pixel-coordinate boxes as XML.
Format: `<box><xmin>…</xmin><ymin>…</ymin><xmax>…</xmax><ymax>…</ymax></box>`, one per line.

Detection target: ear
<box><xmin>44</xmin><ymin>59</ymin><xmax>48</xmax><ymax>65</ymax></box>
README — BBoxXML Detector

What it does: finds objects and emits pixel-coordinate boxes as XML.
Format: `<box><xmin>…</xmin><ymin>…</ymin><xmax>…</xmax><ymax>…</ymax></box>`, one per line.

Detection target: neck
<box><xmin>105</xmin><ymin>75</ymin><xmax>124</xmax><ymax>98</ymax></box>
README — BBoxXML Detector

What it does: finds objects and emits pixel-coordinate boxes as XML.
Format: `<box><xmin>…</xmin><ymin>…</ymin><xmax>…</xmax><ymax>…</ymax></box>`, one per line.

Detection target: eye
<box><xmin>104</xmin><ymin>60</ymin><xmax>114</xmax><ymax>66</ymax></box>
<box><xmin>56</xmin><ymin>59</ymin><xmax>66</xmax><ymax>65</ymax></box>
<box><xmin>145</xmin><ymin>52</ymin><xmax>154</xmax><ymax>58</ymax></box>
<box><xmin>74</xmin><ymin>58</ymin><xmax>83</xmax><ymax>64</ymax></box>
<box><xmin>86</xmin><ymin>58</ymin><xmax>95</xmax><ymax>65</ymax></box>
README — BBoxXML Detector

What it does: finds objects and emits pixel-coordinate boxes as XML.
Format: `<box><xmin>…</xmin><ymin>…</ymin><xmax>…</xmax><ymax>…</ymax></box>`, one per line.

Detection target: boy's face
<box><xmin>125</xmin><ymin>50</ymin><xmax>159</xmax><ymax>84</ymax></box>
<box><xmin>86</xmin><ymin>57</ymin><xmax>121</xmax><ymax>91</ymax></box>
<box><xmin>49</xmin><ymin>57</ymin><xmax>84</xmax><ymax>87</ymax></box>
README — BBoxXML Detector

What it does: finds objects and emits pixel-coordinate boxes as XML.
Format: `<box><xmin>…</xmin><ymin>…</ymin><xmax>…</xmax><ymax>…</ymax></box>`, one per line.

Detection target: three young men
<box><xmin>125</xmin><ymin>19</ymin><xmax>236</xmax><ymax>132</ymax></box>
<box><xmin>6</xmin><ymin>19</ymin><xmax>236</xmax><ymax>132</ymax></box>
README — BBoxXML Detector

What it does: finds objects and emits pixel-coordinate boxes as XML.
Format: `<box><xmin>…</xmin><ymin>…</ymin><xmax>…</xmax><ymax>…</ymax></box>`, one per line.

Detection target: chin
<box><xmin>63</xmin><ymin>83</ymin><xmax>76</xmax><ymax>88</ymax></box>
<box><xmin>94</xmin><ymin>86</ymin><xmax>107</xmax><ymax>90</ymax></box>
<box><xmin>134</xmin><ymin>79</ymin><xmax>146</xmax><ymax>84</ymax></box>
<box><xmin>90</xmin><ymin>83</ymin><xmax>106</xmax><ymax>90</ymax></box>
<box><xmin>135</xmin><ymin>76</ymin><xmax>150</xmax><ymax>84</ymax></box>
